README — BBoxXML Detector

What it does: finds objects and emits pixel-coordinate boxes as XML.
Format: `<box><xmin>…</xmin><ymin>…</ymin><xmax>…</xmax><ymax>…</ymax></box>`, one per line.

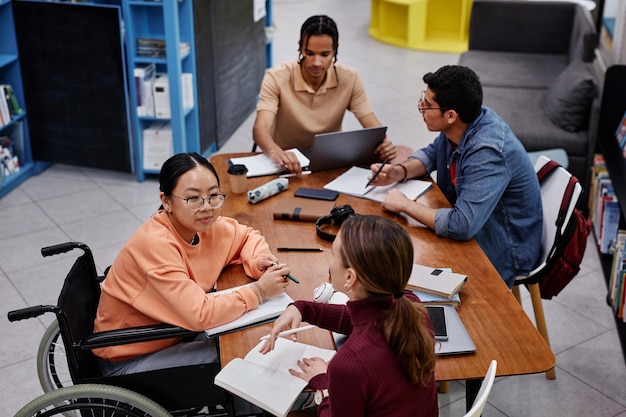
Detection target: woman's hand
<box><xmin>256</xmin><ymin>256</ymin><xmax>278</xmax><ymax>273</ymax></box>
<box><xmin>289</xmin><ymin>357</ymin><xmax>328</xmax><ymax>382</ymax></box>
<box><xmin>259</xmin><ymin>305</ymin><xmax>303</xmax><ymax>354</ymax></box>
<box><xmin>256</xmin><ymin>263</ymin><xmax>291</xmax><ymax>301</ymax></box>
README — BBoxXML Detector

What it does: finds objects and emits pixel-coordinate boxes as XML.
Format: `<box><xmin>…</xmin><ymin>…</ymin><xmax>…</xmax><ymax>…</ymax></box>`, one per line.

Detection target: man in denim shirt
<box><xmin>369</xmin><ymin>65</ymin><xmax>542</xmax><ymax>287</ymax></box>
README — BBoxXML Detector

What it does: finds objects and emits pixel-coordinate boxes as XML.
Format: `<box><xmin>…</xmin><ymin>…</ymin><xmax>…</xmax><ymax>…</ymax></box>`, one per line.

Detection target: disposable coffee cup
<box><xmin>227</xmin><ymin>164</ymin><xmax>248</xmax><ymax>194</ymax></box>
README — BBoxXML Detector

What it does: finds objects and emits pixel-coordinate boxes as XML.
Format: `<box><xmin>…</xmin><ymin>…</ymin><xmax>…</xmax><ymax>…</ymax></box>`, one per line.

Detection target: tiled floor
<box><xmin>2</xmin><ymin>0</ymin><xmax>626</xmax><ymax>415</ymax></box>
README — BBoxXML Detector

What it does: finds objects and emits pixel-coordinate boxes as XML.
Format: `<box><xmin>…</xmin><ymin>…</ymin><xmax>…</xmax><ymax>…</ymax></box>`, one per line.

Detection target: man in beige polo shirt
<box><xmin>252</xmin><ymin>15</ymin><xmax>396</xmax><ymax>174</ymax></box>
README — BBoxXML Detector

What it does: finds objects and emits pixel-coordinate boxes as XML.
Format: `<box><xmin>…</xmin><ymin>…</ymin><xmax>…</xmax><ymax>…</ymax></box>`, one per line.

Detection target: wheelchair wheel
<box><xmin>14</xmin><ymin>383</ymin><xmax>172</xmax><ymax>417</ymax></box>
<box><xmin>38</xmin><ymin>319</ymin><xmax>72</xmax><ymax>392</ymax></box>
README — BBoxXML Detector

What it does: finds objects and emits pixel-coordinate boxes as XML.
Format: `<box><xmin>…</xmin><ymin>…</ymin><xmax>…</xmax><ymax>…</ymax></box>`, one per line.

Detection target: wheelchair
<box><xmin>8</xmin><ymin>241</ymin><xmax>258</xmax><ymax>417</ymax></box>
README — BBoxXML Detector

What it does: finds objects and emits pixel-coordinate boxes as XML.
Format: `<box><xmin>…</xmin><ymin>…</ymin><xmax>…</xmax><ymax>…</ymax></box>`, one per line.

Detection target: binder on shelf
<box><xmin>152</xmin><ymin>73</ymin><xmax>194</xmax><ymax>119</ymax></box>
<box><xmin>143</xmin><ymin>122</ymin><xmax>173</xmax><ymax>171</ymax></box>
<box><xmin>182</xmin><ymin>72</ymin><xmax>194</xmax><ymax>110</ymax></box>
<box><xmin>153</xmin><ymin>73</ymin><xmax>171</xmax><ymax>119</ymax></box>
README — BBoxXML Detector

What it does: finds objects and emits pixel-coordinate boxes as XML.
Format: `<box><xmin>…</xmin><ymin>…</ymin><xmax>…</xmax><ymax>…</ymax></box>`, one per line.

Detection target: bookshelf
<box><xmin>596</xmin><ymin>64</ymin><xmax>626</xmax><ymax>362</ymax></box>
<box><xmin>122</xmin><ymin>0</ymin><xmax>200</xmax><ymax>182</ymax></box>
<box><xmin>0</xmin><ymin>0</ymin><xmax>39</xmax><ymax>198</ymax></box>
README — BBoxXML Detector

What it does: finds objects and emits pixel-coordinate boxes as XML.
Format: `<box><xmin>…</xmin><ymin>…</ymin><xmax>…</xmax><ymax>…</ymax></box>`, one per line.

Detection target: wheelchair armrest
<box><xmin>81</xmin><ymin>323</ymin><xmax>198</xmax><ymax>350</ymax></box>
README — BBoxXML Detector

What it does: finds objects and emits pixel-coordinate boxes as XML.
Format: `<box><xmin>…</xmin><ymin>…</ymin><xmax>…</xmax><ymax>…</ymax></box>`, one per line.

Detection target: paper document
<box><xmin>205</xmin><ymin>285</ymin><xmax>293</xmax><ymax>337</ymax></box>
<box><xmin>323</xmin><ymin>166</ymin><xmax>432</xmax><ymax>202</ymax></box>
<box><xmin>229</xmin><ymin>149</ymin><xmax>310</xmax><ymax>177</ymax></box>
<box><xmin>215</xmin><ymin>337</ymin><xmax>336</xmax><ymax>417</ymax></box>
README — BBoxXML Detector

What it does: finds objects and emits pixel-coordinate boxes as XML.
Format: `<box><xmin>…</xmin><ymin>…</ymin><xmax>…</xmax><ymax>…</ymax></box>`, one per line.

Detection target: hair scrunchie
<box><xmin>393</xmin><ymin>292</ymin><xmax>404</xmax><ymax>299</ymax></box>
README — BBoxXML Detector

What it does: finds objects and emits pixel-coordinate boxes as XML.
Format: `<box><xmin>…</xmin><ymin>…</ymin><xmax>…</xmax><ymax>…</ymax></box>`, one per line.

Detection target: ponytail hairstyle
<box><xmin>338</xmin><ymin>215</ymin><xmax>436</xmax><ymax>385</ymax></box>
<box><xmin>158</xmin><ymin>152</ymin><xmax>220</xmax><ymax>209</ymax></box>
<box><xmin>298</xmin><ymin>15</ymin><xmax>339</xmax><ymax>64</ymax></box>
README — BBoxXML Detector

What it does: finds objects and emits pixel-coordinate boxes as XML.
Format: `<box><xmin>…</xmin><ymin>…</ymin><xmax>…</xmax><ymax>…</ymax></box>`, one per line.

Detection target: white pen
<box><xmin>259</xmin><ymin>324</ymin><xmax>316</xmax><ymax>341</ymax></box>
<box><xmin>279</xmin><ymin>171</ymin><xmax>312</xmax><ymax>178</ymax></box>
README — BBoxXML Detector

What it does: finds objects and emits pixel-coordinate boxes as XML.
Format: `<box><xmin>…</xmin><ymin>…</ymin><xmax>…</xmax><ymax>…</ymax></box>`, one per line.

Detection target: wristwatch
<box><xmin>314</xmin><ymin>389</ymin><xmax>329</xmax><ymax>405</ymax></box>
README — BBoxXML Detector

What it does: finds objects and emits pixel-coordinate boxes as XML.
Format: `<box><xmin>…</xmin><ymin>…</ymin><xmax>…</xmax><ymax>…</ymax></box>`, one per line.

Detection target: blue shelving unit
<box><xmin>0</xmin><ymin>0</ymin><xmax>45</xmax><ymax>198</ymax></box>
<box><xmin>122</xmin><ymin>0</ymin><xmax>200</xmax><ymax>182</ymax></box>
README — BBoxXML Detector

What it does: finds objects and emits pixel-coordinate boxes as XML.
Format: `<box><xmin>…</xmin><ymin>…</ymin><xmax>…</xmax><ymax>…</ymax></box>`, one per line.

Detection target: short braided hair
<box><xmin>298</xmin><ymin>15</ymin><xmax>339</xmax><ymax>63</ymax></box>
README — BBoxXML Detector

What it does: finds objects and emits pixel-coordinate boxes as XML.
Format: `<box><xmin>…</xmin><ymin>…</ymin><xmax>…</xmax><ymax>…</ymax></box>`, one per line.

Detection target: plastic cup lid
<box><xmin>228</xmin><ymin>164</ymin><xmax>248</xmax><ymax>175</ymax></box>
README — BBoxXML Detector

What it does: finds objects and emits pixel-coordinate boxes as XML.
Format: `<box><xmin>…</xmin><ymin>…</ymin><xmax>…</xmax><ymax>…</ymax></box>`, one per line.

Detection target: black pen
<box><xmin>277</xmin><ymin>247</ymin><xmax>324</xmax><ymax>252</ymax></box>
<box><xmin>271</xmin><ymin>263</ymin><xmax>300</xmax><ymax>284</ymax></box>
<box><xmin>365</xmin><ymin>159</ymin><xmax>388</xmax><ymax>188</ymax></box>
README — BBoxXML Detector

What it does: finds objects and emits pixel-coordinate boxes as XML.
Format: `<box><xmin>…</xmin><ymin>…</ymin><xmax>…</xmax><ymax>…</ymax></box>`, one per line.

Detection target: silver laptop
<box><xmin>302</xmin><ymin>126</ymin><xmax>387</xmax><ymax>172</ymax></box>
<box><xmin>435</xmin><ymin>305</ymin><xmax>477</xmax><ymax>356</ymax></box>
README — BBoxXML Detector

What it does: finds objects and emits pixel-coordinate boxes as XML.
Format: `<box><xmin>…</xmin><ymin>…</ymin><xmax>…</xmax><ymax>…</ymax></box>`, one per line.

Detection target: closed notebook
<box><xmin>406</xmin><ymin>264</ymin><xmax>467</xmax><ymax>299</ymax></box>
<box><xmin>273</xmin><ymin>197</ymin><xmax>335</xmax><ymax>222</ymax></box>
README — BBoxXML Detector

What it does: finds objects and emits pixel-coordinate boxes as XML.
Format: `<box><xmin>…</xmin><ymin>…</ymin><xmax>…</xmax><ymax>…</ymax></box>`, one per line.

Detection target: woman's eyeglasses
<box><xmin>170</xmin><ymin>193</ymin><xmax>226</xmax><ymax>211</ymax></box>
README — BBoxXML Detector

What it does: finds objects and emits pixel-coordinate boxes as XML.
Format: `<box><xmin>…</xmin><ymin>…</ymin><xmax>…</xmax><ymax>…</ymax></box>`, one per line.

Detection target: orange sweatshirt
<box><xmin>94</xmin><ymin>211</ymin><xmax>271</xmax><ymax>361</ymax></box>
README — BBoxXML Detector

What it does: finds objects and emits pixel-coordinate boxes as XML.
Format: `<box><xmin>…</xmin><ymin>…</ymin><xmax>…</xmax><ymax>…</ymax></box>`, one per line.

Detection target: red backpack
<box><xmin>534</xmin><ymin>160</ymin><xmax>592</xmax><ymax>299</ymax></box>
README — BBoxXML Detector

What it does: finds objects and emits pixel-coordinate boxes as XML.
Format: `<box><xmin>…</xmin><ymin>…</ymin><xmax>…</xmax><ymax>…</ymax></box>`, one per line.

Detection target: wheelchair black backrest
<box><xmin>56</xmin><ymin>246</ymin><xmax>103</xmax><ymax>381</ymax></box>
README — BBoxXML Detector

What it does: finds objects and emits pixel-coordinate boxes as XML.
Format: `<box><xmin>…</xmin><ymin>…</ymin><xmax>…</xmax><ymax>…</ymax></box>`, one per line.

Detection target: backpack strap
<box><xmin>536</xmin><ymin>159</ymin><xmax>579</xmax><ymax>231</ymax></box>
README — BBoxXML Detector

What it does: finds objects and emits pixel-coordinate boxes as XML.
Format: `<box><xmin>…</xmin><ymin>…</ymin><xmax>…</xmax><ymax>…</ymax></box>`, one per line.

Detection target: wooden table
<box><xmin>211</xmin><ymin>153</ymin><xmax>555</xmax><ymax>407</ymax></box>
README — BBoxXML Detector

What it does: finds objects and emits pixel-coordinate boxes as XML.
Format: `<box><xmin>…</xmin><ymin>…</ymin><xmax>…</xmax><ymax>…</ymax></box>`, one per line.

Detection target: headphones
<box><xmin>315</xmin><ymin>205</ymin><xmax>356</xmax><ymax>242</ymax></box>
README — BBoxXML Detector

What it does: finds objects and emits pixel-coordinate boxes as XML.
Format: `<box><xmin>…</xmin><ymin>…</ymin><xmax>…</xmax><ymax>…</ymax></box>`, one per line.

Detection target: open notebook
<box><xmin>205</xmin><ymin>285</ymin><xmax>293</xmax><ymax>337</ymax></box>
<box><xmin>323</xmin><ymin>166</ymin><xmax>432</xmax><ymax>202</ymax></box>
<box><xmin>215</xmin><ymin>337</ymin><xmax>336</xmax><ymax>417</ymax></box>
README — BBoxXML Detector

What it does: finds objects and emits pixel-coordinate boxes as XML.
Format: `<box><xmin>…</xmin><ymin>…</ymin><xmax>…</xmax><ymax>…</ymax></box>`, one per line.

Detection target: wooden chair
<box><xmin>512</xmin><ymin>155</ymin><xmax>583</xmax><ymax>380</ymax></box>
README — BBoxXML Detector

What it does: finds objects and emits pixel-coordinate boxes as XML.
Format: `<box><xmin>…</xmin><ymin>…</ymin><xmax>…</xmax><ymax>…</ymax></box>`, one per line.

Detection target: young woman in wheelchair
<box><xmin>94</xmin><ymin>152</ymin><xmax>290</xmax><ymax>376</ymax></box>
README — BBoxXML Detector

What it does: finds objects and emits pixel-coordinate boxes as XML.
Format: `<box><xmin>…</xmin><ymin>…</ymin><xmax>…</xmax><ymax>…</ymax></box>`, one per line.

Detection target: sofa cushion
<box><xmin>458</xmin><ymin>51</ymin><xmax>568</xmax><ymax>89</ymax></box>
<box><xmin>543</xmin><ymin>60</ymin><xmax>598</xmax><ymax>132</ymax></box>
<box><xmin>482</xmin><ymin>86</ymin><xmax>588</xmax><ymax>156</ymax></box>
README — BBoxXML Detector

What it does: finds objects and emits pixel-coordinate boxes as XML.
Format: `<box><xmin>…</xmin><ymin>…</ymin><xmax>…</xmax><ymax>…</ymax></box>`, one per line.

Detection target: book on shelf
<box><xmin>609</xmin><ymin>231</ymin><xmax>626</xmax><ymax>320</ymax></box>
<box><xmin>134</xmin><ymin>63</ymin><xmax>156</xmax><ymax>117</ymax></box>
<box><xmin>405</xmin><ymin>264</ymin><xmax>467</xmax><ymax>300</ymax></box>
<box><xmin>323</xmin><ymin>166</ymin><xmax>432</xmax><ymax>203</ymax></box>
<box><xmin>588</xmin><ymin>154</ymin><xmax>606</xmax><ymax>214</ymax></box>
<box><xmin>0</xmin><ymin>85</ymin><xmax>12</xmax><ymax>127</ymax></box>
<box><xmin>3</xmin><ymin>85</ymin><xmax>23</xmax><ymax>118</ymax></box>
<box><xmin>204</xmin><ymin>285</ymin><xmax>294</xmax><ymax>337</ymax></box>
<box><xmin>616</xmin><ymin>109</ymin><xmax>626</xmax><ymax>149</ymax></box>
<box><xmin>228</xmin><ymin>149</ymin><xmax>310</xmax><ymax>177</ymax></box>
<box><xmin>136</xmin><ymin>37</ymin><xmax>190</xmax><ymax>58</ymax></box>
<box><xmin>273</xmin><ymin>197</ymin><xmax>335</xmax><ymax>222</ymax></box>
<box><xmin>215</xmin><ymin>337</ymin><xmax>336</xmax><ymax>417</ymax></box>
<box><xmin>600</xmin><ymin>198</ymin><xmax>620</xmax><ymax>254</ymax></box>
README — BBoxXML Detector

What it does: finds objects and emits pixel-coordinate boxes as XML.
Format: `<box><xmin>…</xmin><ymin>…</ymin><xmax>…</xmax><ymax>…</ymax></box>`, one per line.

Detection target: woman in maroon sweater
<box><xmin>261</xmin><ymin>215</ymin><xmax>438</xmax><ymax>416</ymax></box>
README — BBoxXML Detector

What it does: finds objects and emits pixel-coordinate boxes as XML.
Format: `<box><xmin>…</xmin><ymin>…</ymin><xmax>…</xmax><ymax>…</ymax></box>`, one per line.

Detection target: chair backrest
<box><xmin>531</xmin><ymin>155</ymin><xmax>582</xmax><ymax>276</ymax></box>
<box><xmin>463</xmin><ymin>360</ymin><xmax>498</xmax><ymax>417</ymax></box>
<box><xmin>56</xmin><ymin>246</ymin><xmax>103</xmax><ymax>381</ymax></box>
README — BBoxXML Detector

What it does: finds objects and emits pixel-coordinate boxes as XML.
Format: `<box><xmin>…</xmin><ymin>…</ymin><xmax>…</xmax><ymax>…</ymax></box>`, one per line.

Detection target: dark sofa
<box><xmin>458</xmin><ymin>0</ymin><xmax>601</xmax><ymax>206</ymax></box>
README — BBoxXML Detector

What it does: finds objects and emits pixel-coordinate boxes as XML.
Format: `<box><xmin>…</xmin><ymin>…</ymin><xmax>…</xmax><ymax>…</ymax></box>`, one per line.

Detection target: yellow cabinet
<box><xmin>369</xmin><ymin>0</ymin><xmax>473</xmax><ymax>53</ymax></box>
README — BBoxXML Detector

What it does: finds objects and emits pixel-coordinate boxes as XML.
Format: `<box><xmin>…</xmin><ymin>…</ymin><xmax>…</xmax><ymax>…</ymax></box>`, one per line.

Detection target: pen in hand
<box><xmin>365</xmin><ymin>159</ymin><xmax>388</xmax><ymax>188</ymax></box>
<box><xmin>271</xmin><ymin>263</ymin><xmax>300</xmax><ymax>284</ymax></box>
<box><xmin>260</xmin><ymin>324</ymin><xmax>316</xmax><ymax>341</ymax></box>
